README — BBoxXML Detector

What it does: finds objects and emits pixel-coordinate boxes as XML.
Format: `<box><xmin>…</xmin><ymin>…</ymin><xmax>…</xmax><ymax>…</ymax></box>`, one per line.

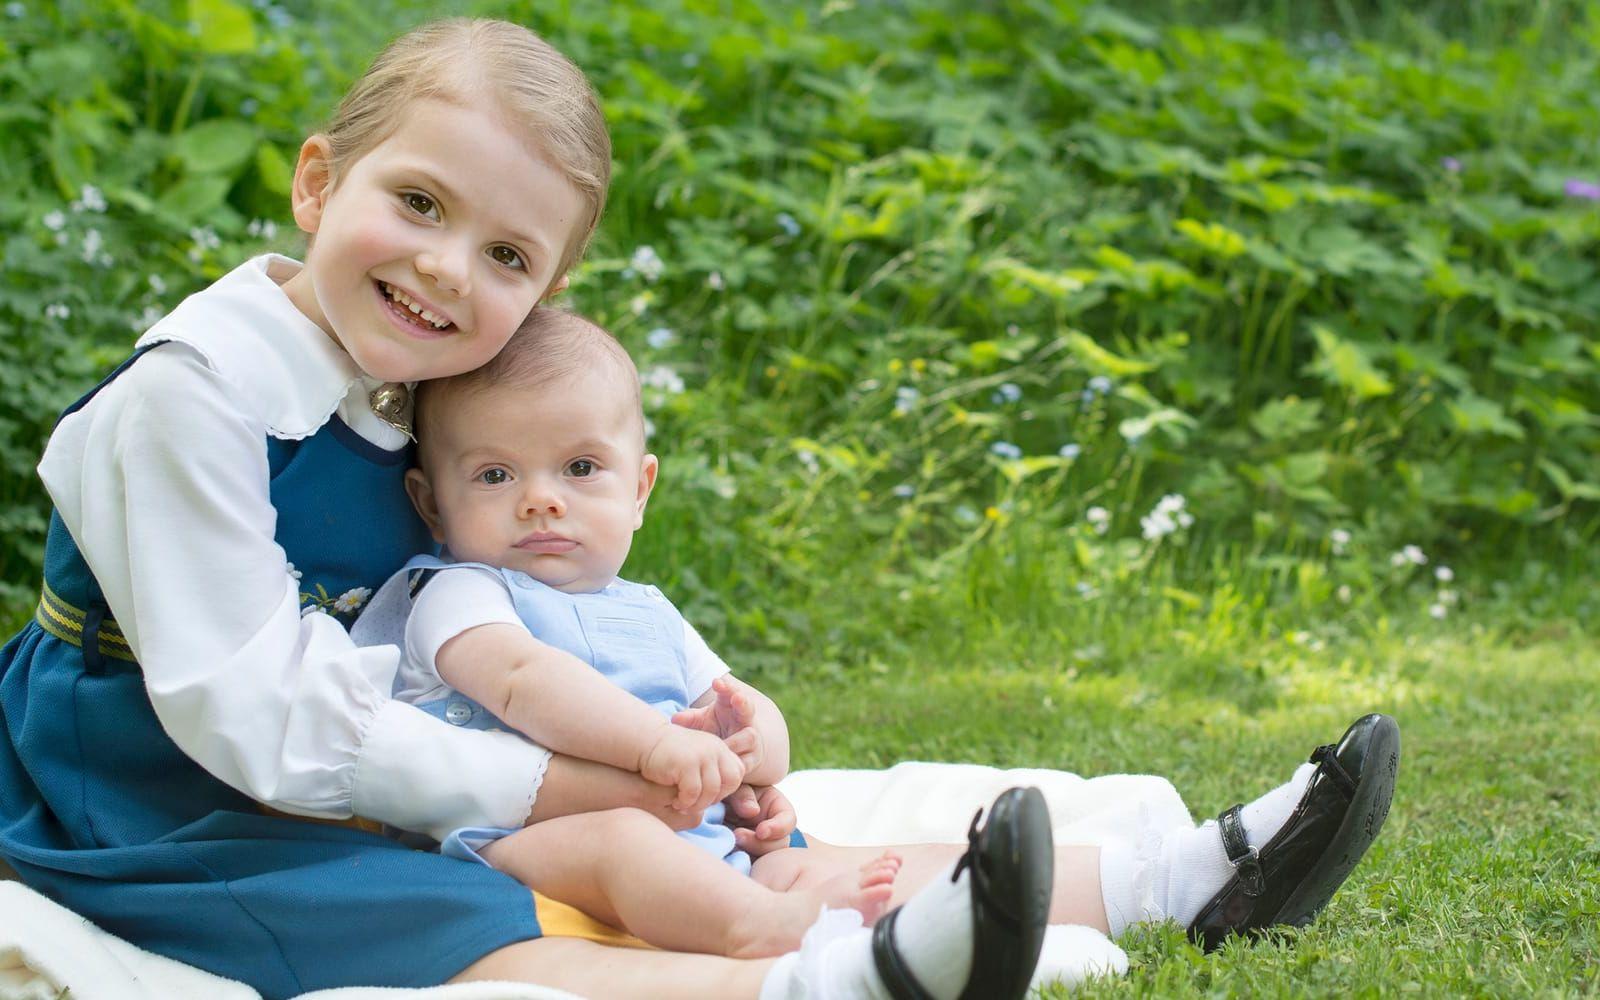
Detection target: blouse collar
<box><xmin>137</xmin><ymin>255</ymin><xmax>374</xmax><ymax>440</ymax></box>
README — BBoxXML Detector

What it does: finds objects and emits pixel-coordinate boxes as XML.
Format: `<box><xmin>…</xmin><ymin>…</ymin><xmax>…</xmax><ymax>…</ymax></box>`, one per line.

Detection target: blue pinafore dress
<box><xmin>0</xmin><ymin>347</ymin><xmax>542</xmax><ymax>998</ymax></box>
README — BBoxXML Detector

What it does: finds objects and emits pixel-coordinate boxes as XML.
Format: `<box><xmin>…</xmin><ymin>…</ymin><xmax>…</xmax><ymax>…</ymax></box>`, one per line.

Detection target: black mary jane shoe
<box><xmin>1187</xmin><ymin>713</ymin><xmax>1401</xmax><ymax>952</ymax></box>
<box><xmin>871</xmin><ymin>786</ymin><xmax>1054</xmax><ymax>1000</ymax></box>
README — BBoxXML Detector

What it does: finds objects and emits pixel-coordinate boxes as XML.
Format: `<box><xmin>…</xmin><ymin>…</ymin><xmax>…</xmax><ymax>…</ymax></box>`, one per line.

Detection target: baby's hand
<box><xmin>639</xmin><ymin>725</ymin><xmax>745</xmax><ymax>814</ymax></box>
<box><xmin>671</xmin><ymin>675</ymin><xmax>757</xmax><ymax>742</ymax></box>
<box><xmin>725</xmin><ymin>784</ymin><xmax>798</xmax><ymax>858</ymax></box>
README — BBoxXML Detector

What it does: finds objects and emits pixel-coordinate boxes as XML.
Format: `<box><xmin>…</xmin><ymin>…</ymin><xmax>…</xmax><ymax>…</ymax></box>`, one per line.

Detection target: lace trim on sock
<box><xmin>792</xmin><ymin>907</ymin><xmax>868</xmax><ymax>999</ymax></box>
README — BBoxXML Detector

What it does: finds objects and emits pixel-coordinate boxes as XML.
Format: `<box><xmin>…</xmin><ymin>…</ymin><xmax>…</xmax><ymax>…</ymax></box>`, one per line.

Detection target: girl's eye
<box><xmin>489</xmin><ymin>245</ymin><xmax>526</xmax><ymax>270</ymax></box>
<box><xmin>479</xmin><ymin>468</ymin><xmax>510</xmax><ymax>485</ymax></box>
<box><xmin>565</xmin><ymin>459</ymin><xmax>595</xmax><ymax>478</ymax></box>
<box><xmin>403</xmin><ymin>192</ymin><xmax>438</xmax><ymax>218</ymax></box>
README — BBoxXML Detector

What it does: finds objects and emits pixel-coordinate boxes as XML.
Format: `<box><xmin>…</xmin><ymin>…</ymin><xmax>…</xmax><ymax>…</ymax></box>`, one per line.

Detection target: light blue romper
<box><xmin>404</xmin><ymin>556</ymin><xmax>752</xmax><ymax>876</ymax></box>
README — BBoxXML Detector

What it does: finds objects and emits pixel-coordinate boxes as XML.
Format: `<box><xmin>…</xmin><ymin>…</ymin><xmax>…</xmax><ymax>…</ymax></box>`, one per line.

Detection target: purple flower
<box><xmin>1564</xmin><ymin>179</ymin><xmax>1600</xmax><ymax>201</ymax></box>
<box><xmin>1440</xmin><ymin>157</ymin><xmax>1461</xmax><ymax>173</ymax></box>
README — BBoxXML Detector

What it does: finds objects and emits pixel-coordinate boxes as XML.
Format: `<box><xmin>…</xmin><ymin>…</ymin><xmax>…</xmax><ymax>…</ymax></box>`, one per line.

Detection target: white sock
<box><xmin>1100</xmin><ymin>762</ymin><xmax>1315</xmax><ymax>936</ymax></box>
<box><xmin>760</xmin><ymin>862</ymin><xmax>978</xmax><ymax>1000</ymax></box>
<box><xmin>1028</xmin><ymin>924</ymin><xmax>1129</xmax><ymax>992</ymax></box>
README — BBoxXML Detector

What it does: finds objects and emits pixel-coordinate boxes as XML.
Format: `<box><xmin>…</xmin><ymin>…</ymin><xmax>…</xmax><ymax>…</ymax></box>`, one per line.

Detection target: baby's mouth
<box><xmin>377</xmin><ymin>281</ymin><xmax>455</xmax><ymax>332</ymax></box>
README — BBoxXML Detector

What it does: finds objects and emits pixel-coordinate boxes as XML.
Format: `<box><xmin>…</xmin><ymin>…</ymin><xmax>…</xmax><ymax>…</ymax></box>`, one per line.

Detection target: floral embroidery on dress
<box><xmin>298</xmin><ymin>583</ymin><xmax>373</xmax><ymax>619</ymax></box>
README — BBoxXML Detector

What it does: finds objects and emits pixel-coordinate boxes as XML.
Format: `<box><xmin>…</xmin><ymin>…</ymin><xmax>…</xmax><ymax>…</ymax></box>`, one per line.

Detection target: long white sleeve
<box><xmin>36</xmin><ymin>261</ymin><xmax>548</xmax><ymax>841</ymax></box>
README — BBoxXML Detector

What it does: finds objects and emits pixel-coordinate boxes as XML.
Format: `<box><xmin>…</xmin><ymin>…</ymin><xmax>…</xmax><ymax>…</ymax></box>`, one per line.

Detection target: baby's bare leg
<box><xmin>481</xmin><ymin>808</ymin><xmax>896</xmax><ymax>958</ymax></box>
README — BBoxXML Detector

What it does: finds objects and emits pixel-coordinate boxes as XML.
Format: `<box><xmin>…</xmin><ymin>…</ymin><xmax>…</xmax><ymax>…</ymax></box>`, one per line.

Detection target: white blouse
<box><xmin>36</xmin><ymin>255</ymin><xmax>550</xmax><ymax>842</ymax></box>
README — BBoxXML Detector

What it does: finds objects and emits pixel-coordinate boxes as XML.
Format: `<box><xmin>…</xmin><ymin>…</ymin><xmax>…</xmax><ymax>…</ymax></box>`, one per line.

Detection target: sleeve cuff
<box><xmin>351</xmin><ymin>699</ymin><xmax>550</xmax><ymax>841</ymax></box>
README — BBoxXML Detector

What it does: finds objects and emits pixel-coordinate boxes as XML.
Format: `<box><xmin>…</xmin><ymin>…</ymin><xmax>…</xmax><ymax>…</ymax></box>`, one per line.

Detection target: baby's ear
<box><xmin>633</xmin><ymin>454</ymin><xmax>659</xmax><ymax>529</ymax></box>
<box><xmin>404</xmin><ymin>467</ymin><xmax>447</xmax><ymax>544</ymax></box>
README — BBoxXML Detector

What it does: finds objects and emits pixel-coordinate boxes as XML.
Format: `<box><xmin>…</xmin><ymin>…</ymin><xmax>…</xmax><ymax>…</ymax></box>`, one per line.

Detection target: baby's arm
<box><xmin>436</xmin><ymin>622</ymin><xmax>743</xmax><ymax>813</ymax></box>
<box><xmin>680</xmin><ymin>676</ymin><xmax>791</xmax><ymax>786</ymax></box>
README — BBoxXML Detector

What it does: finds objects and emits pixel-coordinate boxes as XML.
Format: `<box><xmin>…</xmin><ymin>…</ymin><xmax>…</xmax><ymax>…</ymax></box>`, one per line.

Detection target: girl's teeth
<box><xmin>382</xmin><ymin>282</ymin><xmax>449</xmax><ymax>329</ymax></box>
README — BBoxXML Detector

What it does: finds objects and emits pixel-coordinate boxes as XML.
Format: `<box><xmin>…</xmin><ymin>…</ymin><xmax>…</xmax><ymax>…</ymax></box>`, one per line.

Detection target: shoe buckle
<box><xmin>1234</xmin><ymin>845</ymin><xmax>1264</xmax><ymax>898</ymax></box>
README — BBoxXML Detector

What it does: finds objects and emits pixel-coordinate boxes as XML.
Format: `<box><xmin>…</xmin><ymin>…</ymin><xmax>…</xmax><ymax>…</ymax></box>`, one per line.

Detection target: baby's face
<box><xmin>408</xmin><ymin>373</ymin><xmax>656</xmax><ymax>593</ymax></box>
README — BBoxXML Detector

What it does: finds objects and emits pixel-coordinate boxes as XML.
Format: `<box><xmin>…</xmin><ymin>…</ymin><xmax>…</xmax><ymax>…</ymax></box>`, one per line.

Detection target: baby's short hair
<box><xmin>324</xmin><ymin>18</ymin><xmax>610</xmax><ymax>277</ymax></box>
<box><xmin>415</xmin><ymin>308</ymin><xmax>643</xmax><ymax>457</ymax></box>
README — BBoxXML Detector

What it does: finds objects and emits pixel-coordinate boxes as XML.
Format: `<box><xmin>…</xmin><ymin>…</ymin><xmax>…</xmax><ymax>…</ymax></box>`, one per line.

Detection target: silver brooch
<box><xmin>369</xmin><ymin>382</ymin><xmax>414</xmax><ymax>440</ymax></box>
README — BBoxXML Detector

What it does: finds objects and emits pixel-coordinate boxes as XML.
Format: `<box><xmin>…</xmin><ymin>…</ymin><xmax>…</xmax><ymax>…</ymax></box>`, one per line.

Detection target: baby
<box><xmin>390</xmin><ymin>306</ymin><xmax>901</xmax><ymax>958</ymax></box>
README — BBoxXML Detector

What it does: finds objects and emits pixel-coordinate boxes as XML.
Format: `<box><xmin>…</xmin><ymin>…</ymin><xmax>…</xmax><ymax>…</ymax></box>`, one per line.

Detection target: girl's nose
<box><xmin>415</xmin><ymin>241</ymin><xmax>472</xmax><ymax>297</ymax></box>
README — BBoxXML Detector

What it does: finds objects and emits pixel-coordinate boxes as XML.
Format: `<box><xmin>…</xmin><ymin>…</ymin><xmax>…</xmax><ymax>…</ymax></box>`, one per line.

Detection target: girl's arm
<box><xmin>42</xmin><ymin>344</ymin><xmax>547</xmax><ymax>841</ymax></box>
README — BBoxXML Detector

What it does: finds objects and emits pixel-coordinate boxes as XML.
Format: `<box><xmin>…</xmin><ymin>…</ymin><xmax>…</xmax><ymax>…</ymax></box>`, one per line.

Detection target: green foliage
<box><xmin>1</xmin><ymin>0</ymin><xmax>1597</xmax><ymax>662</ymax></box>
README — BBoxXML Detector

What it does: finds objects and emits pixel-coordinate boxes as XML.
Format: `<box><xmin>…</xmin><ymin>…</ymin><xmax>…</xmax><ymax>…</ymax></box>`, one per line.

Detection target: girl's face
<box><xmin>281</xmin><ymin>98</ymin><xmax>586</xmax><ymax>383</ymax></box>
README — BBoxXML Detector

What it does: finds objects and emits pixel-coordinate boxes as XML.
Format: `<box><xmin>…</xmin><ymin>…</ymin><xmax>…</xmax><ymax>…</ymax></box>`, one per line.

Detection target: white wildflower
<box><xmin>1428</xmin><ymin>603</ymin><xmax>1447</xmax><ymax>620</ymax></box>
<box><xmin>630</xmin><ymin>245</ymin><xmax>664</xmax><ymax>282</ymax></box>
<box><xmin>45</xmin><ymin>303</ymin><xmax>70</xmax><ymax>320</ymax></box>
<box><xmin>1337</xmin><ymin>584</ymin><xmax>1353</xmax><ymax>603</ymax></box>
<box><xmin>894</xmin><ymin>386</ymin><xmax>919</xmax><ymax>414</ymax></box>
<box><xmin>1438</xmin><ymin>589</ymin><xmax>1458</xmax><ymax>606</ymax></box>
<box><xmin>42</xmin><ymin>210</ymin><xmax>66</xmax><ymax>231</ymax></box>
<box><xmin>148</xmin><ymin>273</ymin><xmax>166</xmax><ymax>294</ymax></box>
<box><xmin>892</xmin><ymin>483</ymin><xmax>915</xmax><ymax>499</ymax></box>
<box><xmin>640</xmin><ymin>365</ymin><xmax>685</xmax><ymax>395</ymax></box>
<box><xmin>642</xmin><ymin>416</ymin><xmax>656</xmax><ymax>440</ymax></box>
<box><xmin>1085</xmin><ymin>506</ymin><xmax>1110</xmax><ymax>534</ymax></box>
<box><xmin>1402</xmin><ymin>545</ymin><xmax>1427</xmax><ymax>565</ymax></box>
<box><xmin>333</xmin><ymin>587</ymin><xmax>372</xmax><ymax>615</ymax></box>
<box><xmin>646</xmin><ymin>327</ymin><xmax>676</xmax><ymax>349</ymax></box>
<box><xmin>1330</xmin><ymin>528</ymin><xmax>1351</xmax><ymax>554</ymax></box>
<box><xmin>74</xmin><ymin>185</ymin><xmax>106</xmax><ymax>213</ymax></box>
<box><xmin>706</xmin><ymin>271</ymin><xmax>724</xmax><ymax>291</ymax></box>
<box><xmin>1141</xmin><ymin>510</ymin><xmax>1176</xmax><ymax>541</ymax></box>
<box><xmin>1058</xmin><ymin>443</ymin><xmax>1081</xmax><ymax>460</ymax></box>
<box><xmin>81</xmin><ymin>228</ymin><xmax>104</xmax><ymax>263</ymax></box>
<box><xmin>1390</xmin><ymin>551</ymin><xmax>1409</xmax><ymax>568</ymax></box>
<box><xmin>796</xmin><ymin>449</ymin><xmax>819</xmax><ymax>475</ymax></box>
<box><xmin>629</xmin><ymin>294</ymin><xmax>651</xmax><ymax>315</ymax></box>
<box><xmin>1435</xmin><ymin>565</ymin><xmax>1454</xmax><ymax>583</ymax></box>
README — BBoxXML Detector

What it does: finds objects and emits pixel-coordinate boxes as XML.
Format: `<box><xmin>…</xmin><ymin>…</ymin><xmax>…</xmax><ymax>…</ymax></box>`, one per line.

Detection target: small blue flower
<box><xmin>990</xmin><ymin>441</ymin><xmax>1022</xmax><ymax>460</ymax></box>
<box><xmin>646</xmin><ymin>327</ymin><xmax>676</xmax><ymax>349</ymax></box>
<box><xmin>892</xmin><ymin>484</ymin><xmax>915</xmax><ymax>499</ymax></box>
<box><xmin>894</xmin><ymin>386</ymin><xmax>920</xmax><ymax>414</ymax></box>
<box><xmin>991</xmin><ymin>382</ymin><xmax>1022</xmax><ymax>405</ymax></box>
<box><xmin>775</xmin><ymin>212</ymin><xmax>801</xmax><ymax>238</ymax></box>
<box><xmin>1058</xmin><ymin>443</ymin><xmax>1081</xmax><ymax>460</ymax></box>
<box><xmin>1440</xmin><ymin>156</ymin><xmax>1462</xmax><ymax>173</ymax></box>
<box><xmin>1088</xmin><ymin>375</ymin><xmax>1113</xmax><ymax>395</ymax></box>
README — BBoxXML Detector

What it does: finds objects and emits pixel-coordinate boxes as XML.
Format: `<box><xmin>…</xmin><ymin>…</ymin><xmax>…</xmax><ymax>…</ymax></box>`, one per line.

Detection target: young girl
<box><xmin>0</xmin><ymin>16</ymin><xmax>1398</xmax><ymax>1000</ymax></box>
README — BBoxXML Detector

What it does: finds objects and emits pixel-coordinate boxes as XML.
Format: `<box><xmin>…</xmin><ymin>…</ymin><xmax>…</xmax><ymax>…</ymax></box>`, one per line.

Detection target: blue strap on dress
<box><xmin>0</xmin><ymin>347</ymin><xmax>544</xmax><ymax>999</ymax></box>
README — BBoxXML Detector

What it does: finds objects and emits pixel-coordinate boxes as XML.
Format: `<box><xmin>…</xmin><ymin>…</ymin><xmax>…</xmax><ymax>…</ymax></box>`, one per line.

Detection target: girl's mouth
<box><xmin>375</xmin><ymin>280</ymin><xmax>456</xmax><ymax>336</ymax></box>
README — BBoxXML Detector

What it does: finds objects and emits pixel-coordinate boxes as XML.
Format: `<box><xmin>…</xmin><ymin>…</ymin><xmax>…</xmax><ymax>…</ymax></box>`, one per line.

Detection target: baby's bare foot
<box><xmin>728</xmin><ymin>852</ymin><xmax>903</xmax><ymax>958</ymax></box>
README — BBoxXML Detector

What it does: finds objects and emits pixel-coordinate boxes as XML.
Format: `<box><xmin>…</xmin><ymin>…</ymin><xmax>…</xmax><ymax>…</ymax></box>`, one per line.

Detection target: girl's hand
<box><xmin>725</xmin><ymin>783</ymin><xmax>798</xmax><ymax>858</ymax></box>
<box><xmin>671</xmin><ymin>675</ymin><xmax>755</xmax><ymax>741</ymax></box>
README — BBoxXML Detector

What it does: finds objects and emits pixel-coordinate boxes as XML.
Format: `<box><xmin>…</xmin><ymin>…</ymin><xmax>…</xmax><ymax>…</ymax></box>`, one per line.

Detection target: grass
<box><xmin>773</xmin><ymin>604</ymin><xmax>1599</xmax><ymax>996</ymax></box>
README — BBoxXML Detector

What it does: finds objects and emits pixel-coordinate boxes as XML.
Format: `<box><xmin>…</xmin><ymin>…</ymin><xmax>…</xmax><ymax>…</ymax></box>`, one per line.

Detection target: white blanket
<box><xmin>0</xmin><ymin>762</ymin><xmax>1191</xmax><ymax>999</ymax></box>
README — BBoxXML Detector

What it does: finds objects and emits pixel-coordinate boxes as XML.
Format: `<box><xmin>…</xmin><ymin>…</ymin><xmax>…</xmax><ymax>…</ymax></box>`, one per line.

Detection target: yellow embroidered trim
<box><xmin>35</xmin><ymin>581</ymin><xmax>136</xmax><ymax>662</ymax></box>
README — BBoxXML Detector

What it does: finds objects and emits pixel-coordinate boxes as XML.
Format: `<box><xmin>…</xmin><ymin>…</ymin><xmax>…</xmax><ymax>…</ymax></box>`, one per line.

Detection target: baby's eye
<box><xmin>489</xmin><ymin>245</ymin><xmax>526</xmax><ymax>270</ymax></box>
<box><xmin>403</xmin><ymin>192</ymin><xmax>438</xmax><ymax>218</ymax></box>
<box><xmin>565</xmin><ymin>459</ymin><xmax>595</xmax><ymax>478</ymax></box>
<box><xmin>478</xmin><ymin>468</ymin><xmax>510</xmax><ymax>485</ymax></box>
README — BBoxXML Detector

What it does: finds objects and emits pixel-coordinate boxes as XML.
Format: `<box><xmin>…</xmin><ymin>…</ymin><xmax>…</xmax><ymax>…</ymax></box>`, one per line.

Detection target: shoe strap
<box><xmin>871</xmin><ymin>907</ymin><xmax>939</xmax><ymax>1000</ymax></box>
<box><xmin>1310</xmin><ymin>743</ymin><xmax>1359</xmax><ymax>798</ymax></box>
<box><xmin>1218</xmin><ymin>805</ymin><xmax>1264</xmax><ymax>898</ymax></box>
<box><xmin>951</xmin><ymin>806</ymin><xmax>1022</xmax><ymax>933</ymax></box>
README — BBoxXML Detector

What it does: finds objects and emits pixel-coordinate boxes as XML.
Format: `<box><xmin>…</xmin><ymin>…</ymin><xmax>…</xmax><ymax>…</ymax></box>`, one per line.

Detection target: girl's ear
<box><xmin>633</xmin><ymin>453</ymin><xmax>659</xmax><ymax>530</ymax></box>
<box><xmin>290</xmin><ymin>135</ymin><xmax>336</xmax><ymax>236</ymax></box>
<box><xmin>543</xmin><ymin>274</ymin><xmax>570</xmax><ymax>300</ymax></box>
<box><xmin>404</xmin><ymin>467</ymin><xmax>448</xmax><ymax>544</ymax></box>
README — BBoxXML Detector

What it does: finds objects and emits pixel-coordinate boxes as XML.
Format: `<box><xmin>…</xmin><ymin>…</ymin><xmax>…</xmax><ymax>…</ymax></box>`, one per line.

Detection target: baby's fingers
<box><xmin>675</xmin><ymin>767</ymin><xmax>704</xmax><ymax>813</ymax></box>
<box><xmin>723</xmin><ymin>727</ymin><xmax>762</xmax><ymax>772</ymax></box>
<box><xmin>726</xmin><ymin>783</ymin><xmax>760</xmax><ymax>819</ymax></box>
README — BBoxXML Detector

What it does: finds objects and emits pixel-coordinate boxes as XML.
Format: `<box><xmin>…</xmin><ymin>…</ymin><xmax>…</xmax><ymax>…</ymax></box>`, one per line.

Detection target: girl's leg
<box><xmin>450</xmin><ymin>936</ymin><xmax>774</xmax><ymax>999</ymax></box>
<box><xmin>802</xmin><ymin>840</ymin><xmax>1111</xmax><ymax>931</ymax></box>
<box><xmin>483</xmin><ymin>808</ymin><xmax>897</xmax><ymax>958</ymax></box>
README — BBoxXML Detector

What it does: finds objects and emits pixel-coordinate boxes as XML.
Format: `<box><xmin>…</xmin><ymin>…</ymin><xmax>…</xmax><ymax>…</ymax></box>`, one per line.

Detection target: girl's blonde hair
<box><xmin>323</xmin><ymin>18</ymin><xmax>610</xmax><ymax>278</ymax></box>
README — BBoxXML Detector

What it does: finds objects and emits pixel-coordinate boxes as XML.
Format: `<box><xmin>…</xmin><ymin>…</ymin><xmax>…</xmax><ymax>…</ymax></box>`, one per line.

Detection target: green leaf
<box><xmin>175</xmin><ymin>120</ymin><xmax>257</xmax><ymax>175</ymax></box>
<box><xmin>256</xmin><ymin>143</ymin><xmax>294</xmax><ymax>196</ymax></box>
<box><xmin>1064</xmin><ymin>331</ymin><xmax>1156</xmax><ymax>377</ymax></box>
<box><xmin>188</xmin><ymin>0</ymin><xmax>257</xmax><ymax>54</ymax></box>
<box><xmin>1304</xmin><ymin>324</ymin><xmax>1393</xmax><ymax>399</ymax></box>
<box><xmin>1446</xmin><ymin>394</ymin><xmax>1524</xmax><ymax>440</ymax></box>
<box><xmin>1119</xmin><ymin>407</ymin><xmax>1197</xmax><ymax>444</ymax></box>
<box><xmin>157</xmin><ymin>174</ymin><xmax>233</xmax><ymax>221</ymax></box>
<box><xmin>1539</xmin><ymin>459</ymin><xmax>1600</xmax><ymax>501</ymax></box>
<box><xmin>1250</xmin><ymin>397</ymin><xmax>1324</xmax><ymax>441</ymax></box>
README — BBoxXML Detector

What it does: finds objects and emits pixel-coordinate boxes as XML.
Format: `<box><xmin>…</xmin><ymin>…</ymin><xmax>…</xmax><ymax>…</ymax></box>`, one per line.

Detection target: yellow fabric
<box><xmin>532</xmin><ymin>892</ymin><xmax>654</xmax><ymax>950</ymax></box>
